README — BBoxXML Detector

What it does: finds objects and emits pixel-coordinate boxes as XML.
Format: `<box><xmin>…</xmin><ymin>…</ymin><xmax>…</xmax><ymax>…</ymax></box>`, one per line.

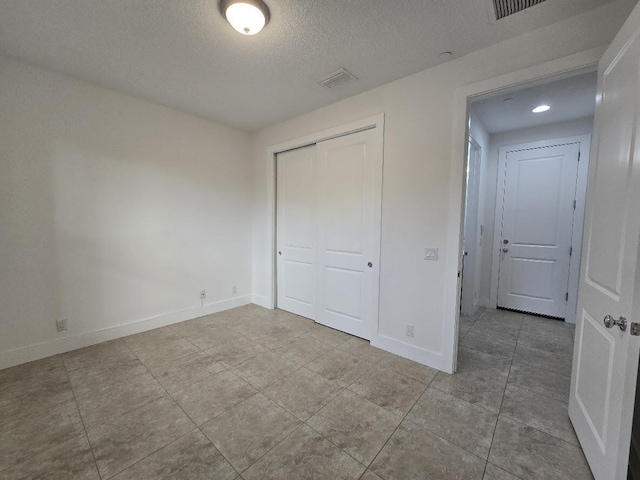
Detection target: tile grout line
<box><xmin>505</xmin><ymin>381</ymin><xmax>570</xmax><ymax>406</ymax></box>
<box><xmin>470</xmin><ymin>317</ymin><xmax>522</xmax><ymax>477</ymax></box>
<box><xmin>118</xmin><ymin>338</ymin><xmax>248</xmax><ymax>479</ymax></box>
<box><xmin>120</xmin><ymin>340</ymin><xmax>259</xmax><ymax>476</ymax></box>
<box><xmin>302</xmin><ymin>421</ymin><xmax>371</xmax><ymax>472</ymax></box>
<box><xmin>60</xmin><ymin>357</ymin><xmax>103</xmax><ymax>480</ymax></box>
<box><xmin>235</xmin><ymin>422</ymin><xmax>306</xmax><ymax>478</ymax></box>
<box><xmin>481</xmin><ymin>316</ymin><xmax>524</xmax><ymax>479</ymax></box>
<box><xmin>121</xmin><ymin>316</ymin><xmax>352</xmax><ymax>479</ymax></box>
<box><xmin>364</xmin><ymin>370</ymin><xmax>436</xmax><ymax>477</ymax></box>
<box><xmin>482</xmin><ymin>362</ymin><xmax>513</xmax><ymax>479</ymax></box>
<box><xmin>214</xmin><ymin>331</ymin><xmax>395</xmax><ymax>477</ymax></box>
<box><xmin>0</xmin><ymin>308</ymin><xmax>319</xmax><ymax>479</ymax></box>
<box><xmin>106</xmin><ymin>428</ymin><xmax>214</xmax><ymax>480</ymax></box>
<box><xmin>13</xmin><ymin>308</ymin><xmax>452</xmax><ymax>480</ymax></box>
<box><xmin>401</xmin><ymin>377</ymin><xmax>496</xmax><ymax>467</ymax></box>
<box><xmin>484</xmin><ymin>312</ymin><xmax>565</xmax><ymax>480</ymax></box>
<box><xmin>460</xmin><ymin>310</ymin><xmax>580</xmax><ymax>478</ymax></box>
<box><xmin>496</xmin><ymin>410</ymin><xmax>581</xmax><ymax>448</ymax></box>
<box><xmin>428</xmin><ymin>382</ymin><xmax>501</xmax><ymax>416</ymax></box>
<box><xmin>254</xmin><ymin>347</ymin><xmax>426</xmax><ymax>478</ymax></box>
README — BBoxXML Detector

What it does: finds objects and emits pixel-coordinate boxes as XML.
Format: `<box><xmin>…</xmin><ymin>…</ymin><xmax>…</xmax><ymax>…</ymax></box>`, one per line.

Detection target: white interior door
<box><xmin>496</xmin><ymin>142</ymin><xmax>580</xmax><ymax>318</ymax></box>
<box><xmin>462</xmin><ymin>137</ymin><xmax>482</xmax><ymax>316</ymax></box>
<box><xmin>569</xmin><ymin>4</ymin><xmax>640</xmax><ymax>478</ymax></box>
<box><xmin>276</xmin><ymin>146</ymin><xmax>316</xmax><ymax>319</ymax></box>
<box><xmin>315</xmin><ymin>128</ymin><xmax>383</xmax><ymax>339</ymax></box>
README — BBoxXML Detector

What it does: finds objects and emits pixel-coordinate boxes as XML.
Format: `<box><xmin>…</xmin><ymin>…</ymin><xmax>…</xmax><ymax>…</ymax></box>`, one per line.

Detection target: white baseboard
<box><xmin>0</xmin><ymin>295</ymin><xmax>252</xmax><ymax>370</ymax></box>
<box><xmin>371</xmin><ymin>334</ymin><xmax>445</xmax><ymax>373</ymax></box>
<box><xmin>251</xmin><ymin>294</ymin><xmax>273</xmax><ymax>309</ymax></box>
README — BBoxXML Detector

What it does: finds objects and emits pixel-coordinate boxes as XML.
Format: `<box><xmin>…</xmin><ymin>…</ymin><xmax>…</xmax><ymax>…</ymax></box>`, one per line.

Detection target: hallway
<box><xmin>453</xmin><ymin>307</ymin><xmax>588</xmax><ymax>479</ymax></box>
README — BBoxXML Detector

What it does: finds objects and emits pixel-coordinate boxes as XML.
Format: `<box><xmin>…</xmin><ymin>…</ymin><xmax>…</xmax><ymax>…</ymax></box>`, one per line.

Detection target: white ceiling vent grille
<box><xmin>493</xmin><ymin>0</ymin><xmax>546</xmax><ymax>19</ymax></box>
<box><xmin>318</xmin><ymin>68</ymin><xmax>357</xmax><ymax>89</ymax></box>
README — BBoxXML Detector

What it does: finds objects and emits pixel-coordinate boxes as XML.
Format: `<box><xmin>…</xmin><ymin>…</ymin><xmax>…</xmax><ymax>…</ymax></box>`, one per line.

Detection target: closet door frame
<box><xmin>264</xmin><ymin>114</ymin><xmax>384</xmax><ymax>338</ymax></box>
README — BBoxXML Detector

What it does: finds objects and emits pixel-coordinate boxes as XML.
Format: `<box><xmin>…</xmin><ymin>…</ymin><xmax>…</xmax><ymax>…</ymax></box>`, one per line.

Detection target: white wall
<box><xmin>251</xmin><ymin>2</ymin><xmax>627</xmax><ymax>371</ymax></box>
<box><xmin>0</xmin><ymin>56</ymin><xmax>253</xmax><ymax>368</ymax></box>
<box><xmin>478</xmin><ymin>117</ymin><xmax>595</xmax><ymax>305</ymax></box>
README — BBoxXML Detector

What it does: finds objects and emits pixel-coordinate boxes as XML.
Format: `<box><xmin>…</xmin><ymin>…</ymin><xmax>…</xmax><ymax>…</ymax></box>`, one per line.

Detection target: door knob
<box><xmin>604</xmin><ymin>315</ymin><xmax>627</xmax><ymax>331</ymax></box>
<box><xmin>502</xmin><ymin>248</ymin><xmax>509</xmax><ymax>253</ymax></box>
<box><xmin>278</xmin><ymin>251</ymin><xmax>282</xmax><ymax>255</ymax></box>
<box><xmin>503</xmin><ymin>239</ymin><xmax>509</xmax><ymax>244</ymax></box>
<box><xmin>368</xmin><ymin>262</ymin><xmax>373</xmax><ymax>268</ymax></box>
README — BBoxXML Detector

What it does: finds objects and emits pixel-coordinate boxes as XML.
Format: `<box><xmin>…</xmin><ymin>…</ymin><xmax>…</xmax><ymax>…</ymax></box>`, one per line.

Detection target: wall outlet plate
<box><xmin>406</xmin><ymin>324</ymin><xmax>415</xmax><ymax>337</ymax></box>
<box><xmin>232</xmin><ymin>286</ymin><xmax>237</xmax><ymax>295</ymax></box>
<box><xmin>56</xmin><ymin>319</ymin><xmax>68</xmax><ymax>332</ymax></box>
<box><xmin>424</xmin><ymin>247</ymin><xmax>439</xmax><ymax>261</ymax></box>
<box><xmin>200</xmin><ymin>290</ymin><xmax>206</xmax><ymax>299</ymax></box>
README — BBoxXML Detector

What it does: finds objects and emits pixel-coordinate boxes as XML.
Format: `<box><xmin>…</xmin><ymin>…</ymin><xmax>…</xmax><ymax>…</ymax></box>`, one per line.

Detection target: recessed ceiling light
<box><xmin>220</xmin><ymin>0</ymin><xmax>270</xmax><ymax>35</ymax></box>
<box><xmin>532</xmin><ymin>104</ymin><xmax>551</xmax><ymax>113</ymax></box>
<box><xmin>439</xmin><ymin>52</ymin><xmax>453</xmax><ymax>60</ymax></box>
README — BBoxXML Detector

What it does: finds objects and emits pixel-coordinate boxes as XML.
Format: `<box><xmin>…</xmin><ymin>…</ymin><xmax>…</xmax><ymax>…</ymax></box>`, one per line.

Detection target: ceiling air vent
<box><xmin>318</xmin><ymin>68</ymin><xmax>357</xmax><ymax>90</ymax></box>
<box><xmin>493</xmin><ymin>0</ymin><xmax>546</xmax><ymax>20</ymax></box>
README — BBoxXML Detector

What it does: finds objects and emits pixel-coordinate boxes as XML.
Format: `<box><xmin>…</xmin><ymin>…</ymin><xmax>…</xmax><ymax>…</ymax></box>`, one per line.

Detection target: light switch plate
<box><xmin>424</xmin><ymin>248</ymin><xmax>438</xmax><ymax>261</ymax></box>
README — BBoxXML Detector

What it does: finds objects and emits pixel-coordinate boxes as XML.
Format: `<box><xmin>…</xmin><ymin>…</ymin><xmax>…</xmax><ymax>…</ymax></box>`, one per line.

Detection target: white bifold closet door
<box><xmin>276</xmin><ymin>127</ymin><xmax>382</xmax><ymax>340</ymax></box>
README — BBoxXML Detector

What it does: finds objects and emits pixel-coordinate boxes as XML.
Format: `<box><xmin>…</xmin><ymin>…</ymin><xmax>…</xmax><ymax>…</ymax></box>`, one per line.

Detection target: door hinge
<box><xmin>573</xmin><ymin>200</ymin><xmax>577</xmax><ymax>210</ymax></box>
<box><xmin>578</xmin><ymin>151</ymin><xmax>581</xmax><ymax>162</ymax></box>
<box><xmin>565</xmin><ymin>292</ymin><xmax>569</xmax><ymax>302</ymax></box>
<box><xmin>569</xmin><ymin>246</ymin><xmax>573</xmax><ymax>256</ymax></box>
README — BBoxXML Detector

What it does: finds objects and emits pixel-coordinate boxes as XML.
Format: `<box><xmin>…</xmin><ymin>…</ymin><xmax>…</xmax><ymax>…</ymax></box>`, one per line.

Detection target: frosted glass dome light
<box><xmin>221</xmin><ymin>0</ymin><xmax>270</xmax><ymax>35</ymax></box>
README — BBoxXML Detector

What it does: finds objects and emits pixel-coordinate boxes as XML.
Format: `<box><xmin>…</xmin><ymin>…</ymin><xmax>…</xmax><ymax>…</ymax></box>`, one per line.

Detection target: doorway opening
<box><xmin>459</xmin><ymin>70</ymin><xmax>596</xmax><ymax>325</ymax></box>
<box><xmin>449</xmin><ymin>11</ymin><xmax>640</xmax><ymax>478</ymax></box>
<box><xmin>455</xmin><ymin>69</ymin><xmax>596</xmax><ymax>406</ymax></box>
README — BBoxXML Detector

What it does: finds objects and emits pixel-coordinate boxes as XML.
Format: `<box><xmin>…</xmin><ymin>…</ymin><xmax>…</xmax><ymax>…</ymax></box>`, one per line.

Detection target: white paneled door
<box><xmin>315</xmin><ymin>129</ymin><xmax>383</xmax><ymax>339</ymax></box>
<box><xmin>276</xmin><ymin>127</ymin><xmax>383</xmax><ymax>339</ymax></box>
<box><xmin>276</xmin><ymin>146</ymin><xmax>316</xmax><ymax>319</ymax></box>
<box><xmin>569</xmin><ymin>4</ymin><xmax>640</xmax><ymax>479</ymax></box>
<box><xmin>496</xmin><ymin>142</ymin><xmax>580</xmax><ymax>318</ymax></box>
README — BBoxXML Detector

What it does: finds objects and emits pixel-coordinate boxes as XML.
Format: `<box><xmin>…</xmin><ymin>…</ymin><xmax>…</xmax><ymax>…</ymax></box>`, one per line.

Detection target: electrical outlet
<box><xmin>406</xmin><ymin>324</ymin><xmax>414</xmax><ymax>337</ymax></box>
<box><xmin>56</xmin><ymin>319</ymin><xmax>68</xmax><ymax>332</ymax></box>
<box><xmin>232</xmin><ymin>286</ymin><xmax>237</xmax><ymax>295</ymax></box>
<box><xmin>424</xmin><ymin>247</ymin><xmax>438</xmax><ymax>261</ymax></box>
<box><xmin>200</xmin><ymin>290</ymin><xmax>206</xmax><ymax>300</ymax></box>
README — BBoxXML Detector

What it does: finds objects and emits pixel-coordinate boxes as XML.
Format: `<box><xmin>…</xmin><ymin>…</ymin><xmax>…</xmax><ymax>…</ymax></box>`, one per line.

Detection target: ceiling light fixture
<box><xmin>220</xmin><ymin>0</ymin><xmax>270</xmax><ymax>35</ymax></box>
<box><xmin>532</xmin><ymin>104</ymin><xmax>551</xmax><ymax>113</ymax></box>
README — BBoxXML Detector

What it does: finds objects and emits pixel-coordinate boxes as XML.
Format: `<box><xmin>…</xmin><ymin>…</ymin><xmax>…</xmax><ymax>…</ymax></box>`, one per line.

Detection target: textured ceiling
<box><xmin>0</xmin><ymin>0</ymin><xmax>630</xmax><ymax>131</ymax></box>
<box><xmin>472</xmin><ymin>71</ymin><xmax>598</xmax><ymax>134</ymax></box>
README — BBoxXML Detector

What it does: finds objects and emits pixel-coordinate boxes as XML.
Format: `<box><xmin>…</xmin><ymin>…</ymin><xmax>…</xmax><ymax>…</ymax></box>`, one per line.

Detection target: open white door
<box><xmin>461</xmin><ymin>137</ymin><xmax>482</xmax><ymax>316</ymax></box>
<box><xmin>569</xmin><ymin>4</ymin><xmax>640</xmax><ymax>479</ymax></box>
<box><xmin>315</xmin><ymin>128</ymin><xmax>383</xmax><ymax>340</ymax></box>
<box><xmin>276</xmin><ymin>146</ymin><xmax>316</xmax><ymax>319</ymax></box>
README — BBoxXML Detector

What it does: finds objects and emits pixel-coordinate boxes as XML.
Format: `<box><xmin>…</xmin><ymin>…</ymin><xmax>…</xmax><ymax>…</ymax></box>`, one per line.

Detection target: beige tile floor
<box><xmin>0</xmin><ymin>305</ymin><xmax>592</xmax><ymax>479</ymax></box>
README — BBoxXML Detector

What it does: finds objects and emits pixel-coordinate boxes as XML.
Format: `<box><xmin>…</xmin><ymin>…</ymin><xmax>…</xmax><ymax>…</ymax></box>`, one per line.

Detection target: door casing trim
<box><xmin>445</xmin><ymin>46</ymin><xmax>604</xmax><ymax>373</ymax></box>
<box><xmin>266</xmin><ymin>114</ymin><xmax>385</xmax><ymax>337</ymax></box>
